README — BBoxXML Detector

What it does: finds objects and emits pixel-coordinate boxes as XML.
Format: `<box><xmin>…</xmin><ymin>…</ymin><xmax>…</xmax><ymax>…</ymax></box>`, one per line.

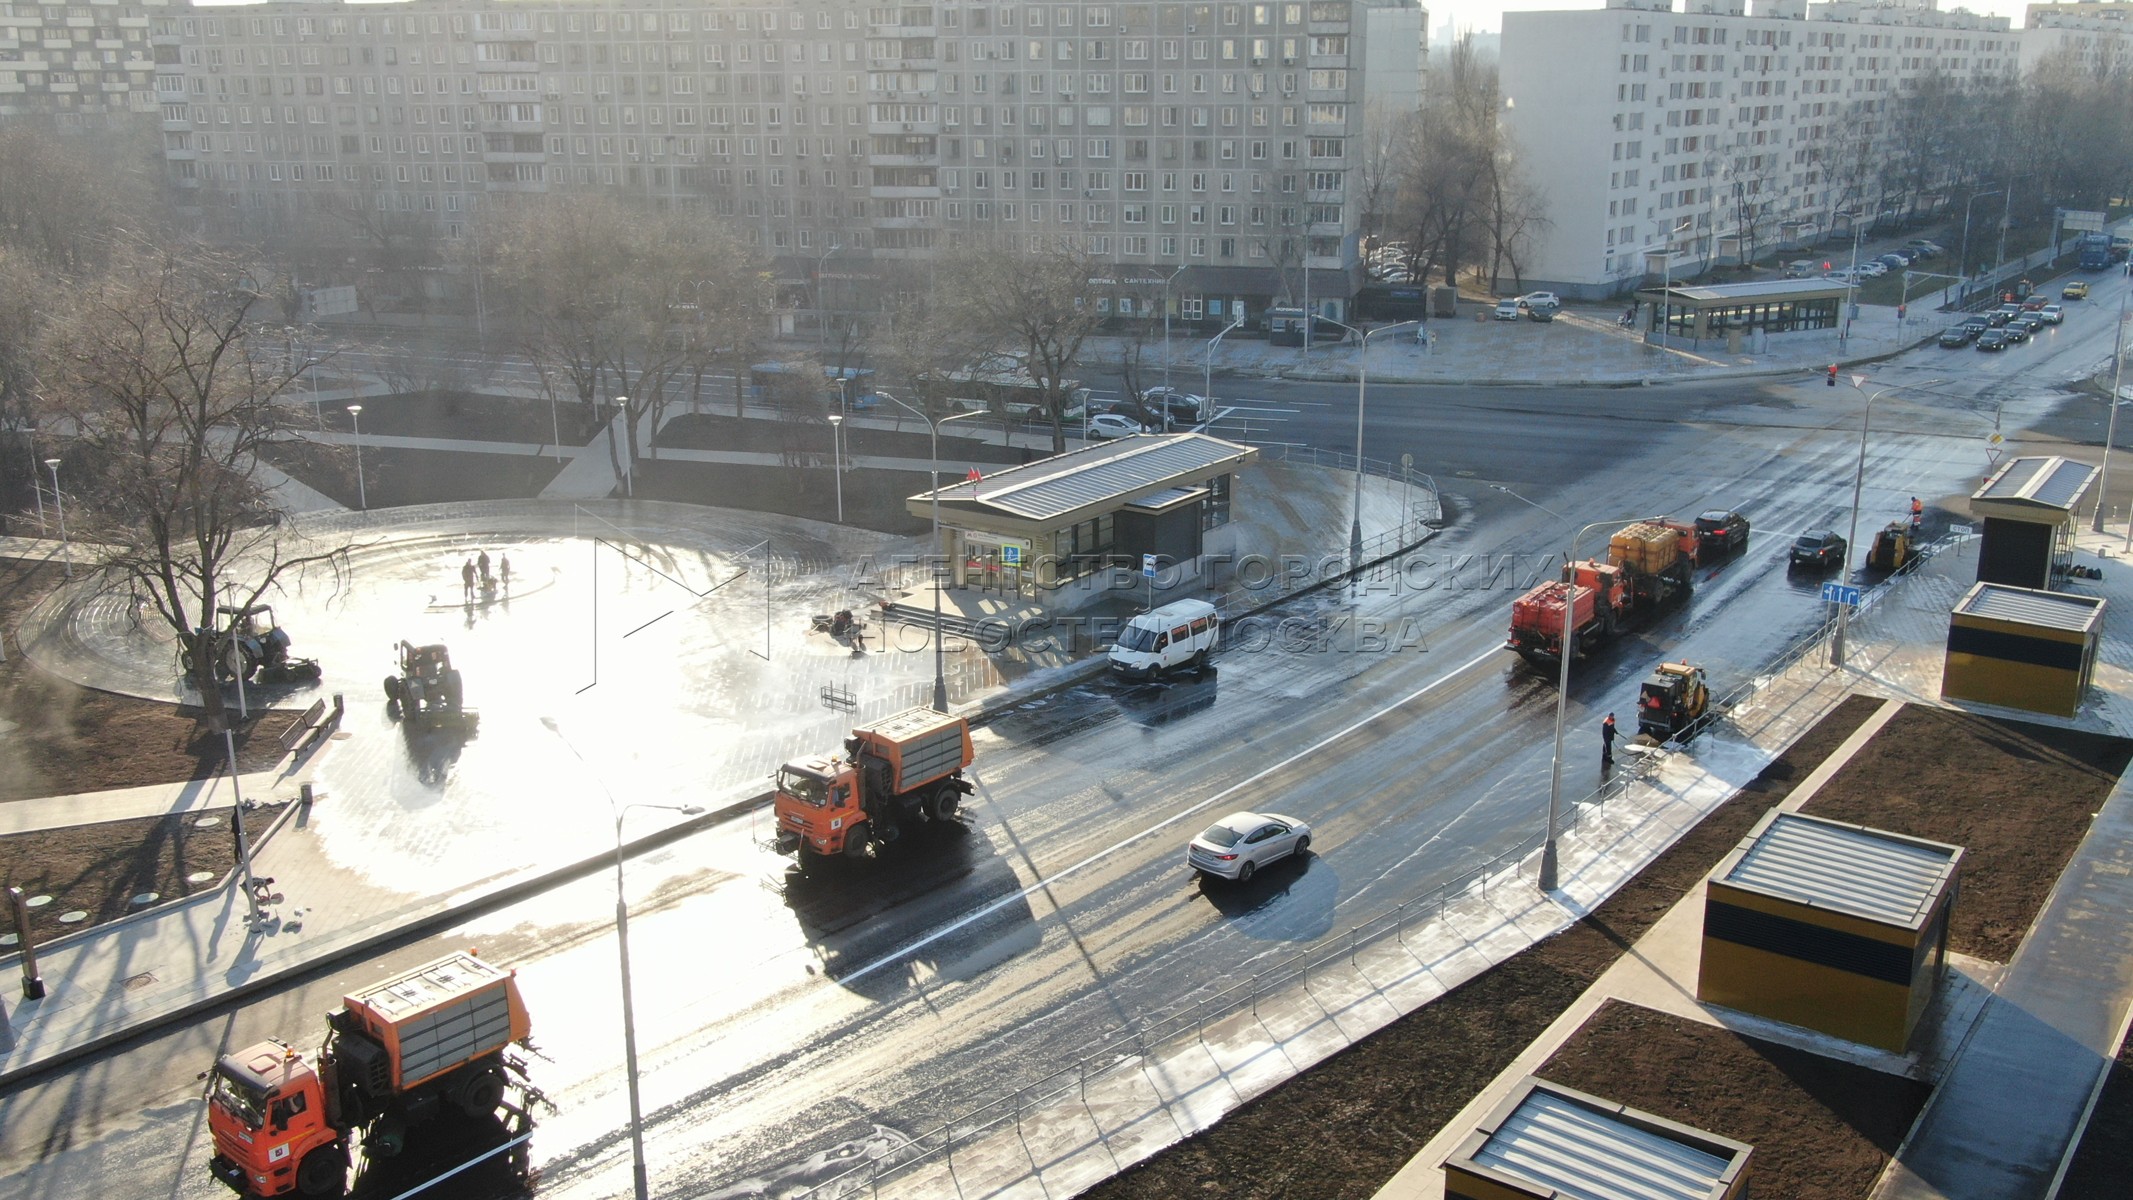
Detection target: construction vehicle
<box><xmin>1867</xmin><ymin>521</ymin><xmax>1916</xmax><ymax>574</ymax></box>
<box><xmin>773</xmin><ymin>707</ymin><xmax>974</xmax><ymax>860</ymax></box>
<box><xmin>205</xmin><ymin>951</ymin><xmax>534</xmax><ymax>1198</ymax></box>
<box><xmin>183</xmin><ymin>605</ymin><xmax>323</xmax><ymax>686</ymax></box>
<box><xmin>1635</xmin><ymin>660</ymin><xmax>1711</xmax><ymax>743</ymax></box>
<box><xmin>1506</xmin><ymin>520</ymin><xmax>1697</xmax><ymax>665</ymax></box>
<box><xmin>382</xmin><ymin>641</ymin><xmax>471</xmax><ymax>727</ymax></box>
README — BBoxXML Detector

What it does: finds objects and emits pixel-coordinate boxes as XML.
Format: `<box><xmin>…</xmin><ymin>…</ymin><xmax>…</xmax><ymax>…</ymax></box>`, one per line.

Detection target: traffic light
<box><xmin>1822</xmin><ymin>261</ymin><xmax>1831</xmax><ymax>271</ymax></box>
<box><xmin>1827</xmin><ymin>364</ymin><xmax>1839</xmax><ymax>387</ymax></box>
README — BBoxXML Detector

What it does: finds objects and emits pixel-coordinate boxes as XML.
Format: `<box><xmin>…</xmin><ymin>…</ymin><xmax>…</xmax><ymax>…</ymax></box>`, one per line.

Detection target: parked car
<box><xmin>1857</xmin><ymin>261</ymin><xmax>1889</xmax><ymax>278</ymax></box>
<box><xmin>1906</xmin><ymin>239</ymin><xmax>1945</xmax><ymax>257</ymax></box>
<box><xmin>1526</xmin><ymin>305</ymin><xmax>1557</xmax><ymax>323</ymax></box>
<box><xmin>1695</xmin><ymin>510</ymin><xmax>1752</xmax><ymax>555</ymax></box>
<box><xmin>1783</xmin><ymin>260</ymin><xmax>1820</xmax><ymax>279</ymax></box>
<box><xmin>2040</xmin><ymin>303</ymin><xmax>2066</xmax><ymax>325</ymax></box>
<box><xmin>2064</xmin><ymin>281</ymin><xmax>2092</xmax><ymax>300</ymax></box>
<box><xmin>1790</xmin><ymin>529</ymin><xmax>1848</xmax><ymax>570</ymax></box>
<box><xmin>1976</xmin><ymin>328</ymin><xmax>2012</xmax><ymax>351</ymax></box>
<box><xmin>1876</xmin><ymin>253</ymin><xmax>1910</xmax><ymax>270</ymax></box>
<box><xmin>1493</xmin><ymin>299</ymin><xmax>1524</xmax><ymax>320</ymax></box>
<box><xmin>1939</xmin><ymin>326</ymin><xmax>1978</xmax><ymax>348</ymax></box>
<box><xmin>1187</xmin><ymin>811</ymin><xmax>1311</xmax><ymax>883</ymax></box>
<box><xmin>1519</xmin><ymin>292</ymin><xmax>1564</xmax><ymax>311</ymax></box>
<box><xmin>1084</xmin><ymin>413</ymin><xmax>1149</xmax><ymax>439</ymax></box>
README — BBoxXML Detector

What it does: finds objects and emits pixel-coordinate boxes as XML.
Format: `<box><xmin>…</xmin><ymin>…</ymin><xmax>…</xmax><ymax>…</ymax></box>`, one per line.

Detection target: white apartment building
<box><xmin>0</xmin><ymin>0</ymin><xmax>166</xmax><ymax>126</ymax></box>
<box><xmin>2024</xmin><ymin>0</ymin><xmax>2133</xmax><ymax>71</ymax></box>
<box><xmin>1502</xmin><ymin>0</ymin><xmax>2032</xmax><ymax>299</ymax></box>
<box><xmin>153</xmin><ymin>0</ymin><xmax>1423</xmax><ymax>327</ymax></box>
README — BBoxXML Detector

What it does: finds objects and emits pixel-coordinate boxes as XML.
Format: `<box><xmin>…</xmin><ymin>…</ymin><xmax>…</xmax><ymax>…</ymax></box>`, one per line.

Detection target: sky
<box><xmin>1433</xmin><ymin>0</ymin><xmax>2041</xmax><ymax>36</ymax></box>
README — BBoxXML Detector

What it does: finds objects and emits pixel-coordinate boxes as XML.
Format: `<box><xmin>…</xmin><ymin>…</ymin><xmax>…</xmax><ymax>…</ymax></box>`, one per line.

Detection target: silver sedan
<box><xmin>1187</xmin><ymin>811</ymin><xmax>1312</xmax><ymax>882</ymax></box>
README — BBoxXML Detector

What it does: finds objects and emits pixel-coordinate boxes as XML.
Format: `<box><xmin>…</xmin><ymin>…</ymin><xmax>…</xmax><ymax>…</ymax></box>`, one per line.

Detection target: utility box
<box><xmin>1942</xmin><ymin>582</ymin><xmax>2105</xmax><ymax>718</ymax></box>
<box><xmin>1699</xmin><ymin>811</ymin><xmax>1963</xmax><ymax>1053</ymax></box>
<box><xmin>1431</xmin><ymin>285</ymin><xmax>1459</xmax><ymax>318</ymax></box>
<box><xmin>1442</xmin><ymin>1076</ymin><xmax>1753</xmax><ymax>1200</ymax></box>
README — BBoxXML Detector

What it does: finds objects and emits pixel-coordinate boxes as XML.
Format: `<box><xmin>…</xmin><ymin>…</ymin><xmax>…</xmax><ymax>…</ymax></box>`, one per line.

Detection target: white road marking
<box><xmin>835</xmin><ymin>643</ymin><xmax>1505</xmax><ymax>984</ymax></box>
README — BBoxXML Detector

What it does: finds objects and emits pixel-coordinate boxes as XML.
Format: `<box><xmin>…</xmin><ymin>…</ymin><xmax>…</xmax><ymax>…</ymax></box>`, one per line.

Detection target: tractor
<box><xmin>181</xmin><ymin>604</ymin><xmax>322</xmax><ymax>686</ymax></box>
<box><xmin>1867</xmin><ymin>521</ymin><xmax>1915</xmax><ymax>575</ymax></box>
<box><xmin>1636</xmin><ymin>660</ymin><xmax>1711</xmax><ymax>744</ymax></box>
<box><xmin>383</xmin><ymin>641</ymin><xmax>469</xmax><ymax>726</ymax></box>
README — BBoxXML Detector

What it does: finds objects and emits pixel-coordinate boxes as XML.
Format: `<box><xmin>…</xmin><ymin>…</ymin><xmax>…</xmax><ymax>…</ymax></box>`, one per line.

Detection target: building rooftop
<box><xmin>1954</xmin><ymin>582</ymin><xmax>2107</xmax><ymax>634</ymax></box>
<box><xmin>1453</xmin><ymin>1078</ymin><xmax>1752</xmax><ymax>1200</ymax></box>
<box><xmin>1721</xmin><ymin>812</ymin><xmax>1962</xmax><ymax>929</ymax></box>
<box><xmin>912</xmin><ymin>433</ymin><xmax>1258</xmax><ymax>526</ymax></box>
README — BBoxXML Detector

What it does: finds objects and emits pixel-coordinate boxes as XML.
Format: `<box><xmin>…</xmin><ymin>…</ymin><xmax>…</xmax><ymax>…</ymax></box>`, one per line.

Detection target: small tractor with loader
<box><xmin>382</xmin><ymin>641</ymin><xmax>472</xmax><ymax>728</ymax></box>
<box><xmin>1636</xmin><ymin>660</ymin><xmax>1712</xmax><ymax>745</ymax></box>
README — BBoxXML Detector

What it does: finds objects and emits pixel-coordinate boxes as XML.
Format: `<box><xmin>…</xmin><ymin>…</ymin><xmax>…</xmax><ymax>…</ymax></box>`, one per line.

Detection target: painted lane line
<box><xmin>835</xmin><ymin>643</ymin><xmax>1505</xmax><ymax>984</ymax></box>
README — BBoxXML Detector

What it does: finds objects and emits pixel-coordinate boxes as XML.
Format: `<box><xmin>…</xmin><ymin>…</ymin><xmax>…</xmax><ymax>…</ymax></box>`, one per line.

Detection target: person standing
<box><xmin>477</xmin><ymin>548</ymin><xmax>492</xmax><ymax>586</ymax></box>
<box><xmin>461</xmin><ymin>558</ymin><xmax>477</xmax><ymax>601</ymax></box>
<box><xmin>1910</xmin><ymin>496</ymin><xmax>1924</xmax><ymax>532</ymax></box>
<box><xmin>499</xmin><ymin>553</ymin><xmax>512</xmax><ymax>592</ymax></box>
<box><xmin>1601</xmin><ymin>713</ymin><xmax>1617</xmax><ymax>768</ymax></box>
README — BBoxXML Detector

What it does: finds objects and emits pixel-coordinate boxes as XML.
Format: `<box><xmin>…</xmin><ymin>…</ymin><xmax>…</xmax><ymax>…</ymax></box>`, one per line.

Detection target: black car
<box><xmin>2012</xmin><ymin>312</ymin><xmax>2047</xmax><ymax>333</ymax></box>
<box><xmin>2001</xmin><ymin>322</ymin><xmax>2031</xmax><ymax>344</ymax></box>
<box><xmin>1790</xmin><ymin>529</ymin><xmax>1847</xmax><ymax>570</ymax></box>
<box><xmin>1939</xmin><ymin>327</ymin><xmax>1977</xmax><ymax>348</ymax></box>
<box><xmin>1976</xmin><ymin>329</ymin><xmax>2012</xmax><ymax>351</ymax></box>
<box><xmin>1983</xmin><ymin>308</ymin><xmax>2014</xmax><ymax>327</ymax></box>
<box><xmin>1695</xmin><ymin>510</ymin><xmax>1751</xmax><ymax>555</ymax></box>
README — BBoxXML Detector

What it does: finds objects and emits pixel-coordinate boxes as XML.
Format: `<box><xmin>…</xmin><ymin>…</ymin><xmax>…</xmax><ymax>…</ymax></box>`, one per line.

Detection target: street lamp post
<box><xmin>1348</xmin><ymin>320</ymin><xmax>1423</xmax><ymax>573</ymax></box>
<box><xmin>1838</xmin><ymin>212</ymin><xmax>1865</xmax><ymax>344</ymax></box>
<box><xmin>1203</xmin><ymin>316</ymin><xmax>1244</xmax><ymax>425</ymax></box>
<box><xmin>346</xmin><ymin>406</ymin><xmax>367</xmax><ymax>511</ymax></box>
<box><xmin>545</xmin><ymin>373</ymin><xmax>563</xmax><ymax>461</ymax></box>
<box><xmin>307</xmin><ymin>358</ymin><xmax>322</xmax><ymax>430</ymax></box>
<box><xmin>24</xmin><ymin>427</ymin><xmax>43</xmax><ymax>536</ymax></box>
<box><xmin>1649</xmin><ymin>217</ymin><xmax>1693</xmax><ymax>342</ymax></box>
<box><xmin>615</xmin><ymin>395</ymin><xmax>633</xmax><ymax>498</ymax></box>
<box><xmin>43</xmin><ymin>458</ymin><xmax>69</xmax><ymax>579</ymax></box>
<box><xmin>1831</xmin><ymin>376</ymin><xmax>1944</xmax><ymax>665</ymax></box>
<box><xmin>1161</xmin><ymin>264</ymin><xmax>1187</xmax><ymax>394</ymax></box>
<box><xmin>1540</xmin><ymin>516</ymin><xmax>1649</xmax><ymax>893</ymax></box>
<box><xmin>881</xmin><ymin>392</ymin><xmax>985</xmax><ymax>712</ymax></box>
<box><xmin>541</xmin><ymin>719</ymin><xmax>700</xmax><ymax>1200</ymax></box>
<box><xmin>1958</xmin><ymin>185</ymin><xmax>2007</xmax><ymax>304</ymax></box>
<box><xmin>826</xmin><ymin>413</ymin><xmax>844</xmax><ymax>524</ymax></box>
<box><xmin>2098</xmin><ymin>292</ymin><xmax>2130</xmax><ymax>533</ymax></box>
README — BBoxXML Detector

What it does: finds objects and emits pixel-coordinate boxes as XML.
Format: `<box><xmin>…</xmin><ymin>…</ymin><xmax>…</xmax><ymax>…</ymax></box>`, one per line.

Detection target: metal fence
<box><xmin>764</xmin><ymin>537</ymin><xmax>1959</xmax><ymax>1200</ymax></box>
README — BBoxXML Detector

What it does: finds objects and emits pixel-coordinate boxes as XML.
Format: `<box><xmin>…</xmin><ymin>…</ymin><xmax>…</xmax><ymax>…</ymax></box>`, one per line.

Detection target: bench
<box><xmin>279</xmin><ymin>699</ymin><xmax>329</xmax><ymax>752</ymax></box>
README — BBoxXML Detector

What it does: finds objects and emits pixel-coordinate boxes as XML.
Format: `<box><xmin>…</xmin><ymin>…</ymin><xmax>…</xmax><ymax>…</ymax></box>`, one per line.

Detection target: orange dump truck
<box><xmin>1506</xmin><ymin>519</ymin><xmax>1698</xmax><ymax>664</ymax></box>
<box><xmin>774</xmin><ymin>707</ymin><xmax>975</xmax><ymax>859</ymax></box>
<box><xmin>206</xmin><ymin>951</ymin><xmax>533</xmax><ymax>1197</ymax></box>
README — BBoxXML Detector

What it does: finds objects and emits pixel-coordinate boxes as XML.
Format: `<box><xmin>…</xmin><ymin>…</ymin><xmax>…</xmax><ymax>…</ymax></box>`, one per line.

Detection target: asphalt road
<box><xmin>3</xmin><ymin>282</ymin><xmax>2126</xmax><ymax>1199</ymax></box>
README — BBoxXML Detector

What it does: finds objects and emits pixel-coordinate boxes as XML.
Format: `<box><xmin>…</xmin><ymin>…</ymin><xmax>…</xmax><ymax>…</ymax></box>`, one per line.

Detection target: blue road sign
<box><xmin>1143</xmin><ymin>554</ymin><xmax>1159</xmax><ymax>578</ymax></box>
<box><xmin>1820</xmin><ymin>582</ymin><xmax>1863</xmax><ymax>607</ymax></box>
<box><xmin>1001</xmin><ymin>544</ymin><xmax>1022</xmax><ymax>566</ymax></box>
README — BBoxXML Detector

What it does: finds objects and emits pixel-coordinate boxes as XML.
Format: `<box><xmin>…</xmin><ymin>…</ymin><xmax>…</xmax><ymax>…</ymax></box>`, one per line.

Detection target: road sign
<box><xmin>2062</xmin><ymin>209</ymin><xmax>2108</xmax><ymax>233</ymax></box>
<box><xmin>1950</xmin><ymin>523</ymin><xmax>1974</xmax><ymax>537</ymax></box>
<box><xmin>1819</xmin><ymin>582</ymin><xmax>1863</xmax><ymax>607</ymax></box>
<box><xmin>1142</xmin><ymin>553</ymin><xmax>1158</xmax><ymax>578</ymax></box>
<box><xmin>1001</xmin><ymin>544</ymin><xmax>1022</xmax><ymax>566</ymax></box>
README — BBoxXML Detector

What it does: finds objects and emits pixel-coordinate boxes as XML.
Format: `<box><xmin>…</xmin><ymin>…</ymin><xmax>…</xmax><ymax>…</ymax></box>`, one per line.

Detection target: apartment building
<box><xmin>152</xmin><ymin>0</ymin><xmax>1423</xmax><ymax>326</ymax></box>
<box><xmin>2023</xmin><ymin>0</ymin><xmax>2133</xmax><ymax>72</ymax></box>
<box><xmin>0</xmin><ymin>0</ymin><xmax>166</xmax><ymax>126</ymax></box>
<box><xmin>1502</xmin><ymin>0</ymin><xmax>2035</xmax><ymax>299</ymax></box>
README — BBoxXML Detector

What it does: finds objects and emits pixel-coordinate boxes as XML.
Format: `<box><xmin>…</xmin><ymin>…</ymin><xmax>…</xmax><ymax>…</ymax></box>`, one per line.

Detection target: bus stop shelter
<box><xmin>1635</xmin><ymin>278</ymin><xmax>1849</xmax><ymax>351</ymax></box>
<box><xmin>1968</xmin><ymin>455</ymin><xmax>2098</xmax><ymax>590</ymax></box>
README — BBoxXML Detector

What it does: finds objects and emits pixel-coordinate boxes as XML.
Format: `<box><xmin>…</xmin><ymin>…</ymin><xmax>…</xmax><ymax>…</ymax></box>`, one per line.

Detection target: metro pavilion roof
<box><xmin>912</xmin><ymin>433</ymin><xmax>1258</xmax><ymax>525</ymax></box>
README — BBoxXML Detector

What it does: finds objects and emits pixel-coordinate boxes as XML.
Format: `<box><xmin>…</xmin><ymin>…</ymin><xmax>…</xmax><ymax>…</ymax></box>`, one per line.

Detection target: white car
<box><xmin>1085</xmin><ymin>413</ymin><xmax>1148</xmax><ymax>439</ymax></box>
<box><xmin>1493</xmin><ymin>299</ymin><xmax>1523</xmax><ymax>320</ymax></box>
<box><xmin>1519</xmin><ymin>291</ymin><xmax>1563</xmax><ymax>311</ymax></box>
<box><xmin>1857</xmin><ymin>261</ymin><xmax>1888</xmax><ymax>278</ymax></box>
<box><xmin>1187</xmin><ymin>810</ymin><xmax>1312</xmax><ymax>882</ymax></box>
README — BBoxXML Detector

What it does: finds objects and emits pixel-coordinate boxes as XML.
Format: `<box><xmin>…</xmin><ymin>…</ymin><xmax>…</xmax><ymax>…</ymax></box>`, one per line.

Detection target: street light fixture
<box><xmin>1831</xmin><ymin>375</ymin><xmax>1946</xmax><ymax>667</ymax></box>
<box><xmin>1346</xmin><ymin>319</ymin><xmax>1423</xmax><ymax>573</ymax></box>
<box><xmin>1160</xmin><ymin>264</ymin><xmax>1187</xmax><ymax>394</ymax></box>
<box><xmin>2094</xmin><ymin>292</ymin><xmax>2130</xmax><ymax>534</ymax></box>
<box><xmin>1958</xmin><ymin>185</ymin><xmax>2008</xmax><ymax>303</ymax></box>
<box><xmin>540</xmin><ymin>718</ymin><xmax>702</xmax><ymax>1200</ymax></box>
<box><xmin>1488</xmin><ymin>483</ymin><xmax>1571</xmax><ymax>525</ymax></box>
<box><xmin>880</xmin><ymin>391</ymin><xmax>987</xmax><ymax>713</ymax></box>
<box><xmin>826</xmin><ymin>413</ymin><xmax>844</xmax><ymax>524</ymax></box>
<box><xmin>345</xmin><ymin>406</ymin><xmax>367</xmax><ymax>511</ymax></box>
<box><xmin>544</xmin><ymin>371</ymin><xmax>563</xmax><ymax>461</ymax></box>
<box><xmin>1203</xmin><ymin>315</ymin><xmax>1245</xmax><ymax>428</ymax></box>
<box><xmin>1648</xmin><ymin>217</ymin><xmax>1694</xmax><ymax>342</ymax></box>
<box><xmin>615</xmin><ymin>395</ymin><xmax>632</xmax><ymax>498</ymax></box>
<box><xmin>43</xmin><ymin>458</ymin><xmax>69</xmax><ymax>579</ymax></box>
<box><xmin>1540</xmin><ymin>516</ymin><xmax>1650</xmax><ymax>893</ymax></box>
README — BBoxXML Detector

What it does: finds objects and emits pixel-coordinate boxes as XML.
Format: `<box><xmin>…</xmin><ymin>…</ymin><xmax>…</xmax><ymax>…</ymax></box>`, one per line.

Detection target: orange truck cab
<box><xmin>775</xmin><ymin>708</ymin><xmax>974</xmax><ymax>859</ymax></box>
<box><xmin>207</xmin><ymin>952</ymin><xmax>531</xmax><ymax>1198</ymax></box>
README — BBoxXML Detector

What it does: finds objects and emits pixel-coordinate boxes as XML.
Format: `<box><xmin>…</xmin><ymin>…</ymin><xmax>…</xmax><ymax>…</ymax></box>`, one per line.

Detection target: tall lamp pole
<box><xmin>2095</xmin><ymin>292</ymin><xmax>2129</xmax><ymax>533</ymax></box>
<box><xmin>346</xmin><ymin>405</ymin><xmax>366</xmax><ymax>511</ymax></box>
<box><xmin>1957</xmin><ymin>185</ymin><xmax>2006</xmax><ymax>305</ymax></box>
<box><xmin>1831</xmin><ymin>376</ymin><xmax>1945</xmax><ymax>666</ymax></box>
<box><xmin>541</xmin><ymin>718</ymin><xmax>700</xmax><ymax>1200</ymax></box>
<box><xmin>1347</xmin><ymin>320</ymin><xmax>1422</xmax><ymax>573</ymax></box>
<box><xmin>826</xmin><ymin>413</ymin><xmax>844</xmax><ymax>524</ymax></box>
<box><xmin>616</xmin><ymin>395</ymin><xmax>632</xmax><ymax>498</ymax></box>
<box><xmin>1161</xmin><ymin>264</ymin><xmax>1186</xmax><ymax>394</ymax></box>
<box><xmin>43</xmin><ymin>458</ymin><xmax>69</xmax><ymax>579</ymax></box>
<box><xmin>25</xmin><ymin>427</ymin><xmax>43</xmax><ymax>536</ymax></box>
<box><xmin>881</xmin><ymin>392</ymin><xmax>984</xmax><ymax>713</ymax></box>
<box><xmin>1204</xmin><ymin>316</ymin><xmax>1244</xmax><ymax>427</ymax></box>
<box><xmin>1540</xmin><ymin>516</ymin><xmax>1648</xmax><ymax>892</ymax></box>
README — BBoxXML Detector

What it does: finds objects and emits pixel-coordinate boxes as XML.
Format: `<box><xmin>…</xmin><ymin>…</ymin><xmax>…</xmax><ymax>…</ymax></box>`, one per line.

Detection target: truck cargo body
<box><xmin>2080</xmin><ymin>233</ymin><xmax>2113</xmax><ymax>271</ymax></box>
<box><xmin>207</xmin><ymin>953</ymin><xmax>532</xmax><ymax>1198</ymax></box>
<box><xmin>1506</xmin><ymin>521</ymin><xmax>1696</xmax><ymax>664</ymax></box>
<box><xmin>774</xmin><ymin>707</ymin><xmax>976</xmax><ymax>858</ymax></box>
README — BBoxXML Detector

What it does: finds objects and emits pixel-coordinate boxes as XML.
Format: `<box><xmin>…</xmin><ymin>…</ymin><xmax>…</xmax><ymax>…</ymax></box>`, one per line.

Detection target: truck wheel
<box><xmin>296</xmin><ymin>1144</ymin><xmax>348</xmax><ymax>1196</ymax></box>
<box><xmin>458</xmin><ymin>1064</ymin><xmax>507</xmax><ymax>1118</ymax></box>
<box><xmin>843</xmin><ymin>822</ymin><xmax>871</xmax><ymax>858</ymax></box>
<box><xmin>383</xmin><ymin>676</ymin><xmax>401</xmax><ymax>702</ymax></box>
<box><xmin>933</xmin><ymin>785</ymin><xmax>961</xmax><ymax>820</ymax></box>
<box><xmin>441</xmin><ymin>669</ymin><xmax>464</xmax><ymax>712</ymax></box>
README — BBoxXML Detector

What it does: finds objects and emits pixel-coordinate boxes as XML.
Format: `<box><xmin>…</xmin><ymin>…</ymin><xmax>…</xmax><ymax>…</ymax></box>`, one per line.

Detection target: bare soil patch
<box><xmin>0</xmin><ymin>805</ymin><xmax>285</xmax><ymax>946</ymax></box>
<box><xmin>631</xmin><ymin>459</ymin><xmax>935</xmax><ymax>536</ymax></box>
<box><xmin>1799</xmin><ymin>705</ymin><xmax>2132</xmax><ymax>962</ymax></box>
<box><xmin>1081</xmin><ymin>693</ymin><xmax>1886</xmax><ymax>1199</ymax></box>
<box><xmin>658</xmin><ymin>411</ymin><xmax>1031</xmax><ymax>465</ymax></box>
<box><xmin>1539</xmin><ymin>1001</ymin><xmax>1929</xmax><ymax>1198</ymax></box>
<box><xmin>314</xmin><ymin>392</ymin><xmax>613</xmax><ymax>447</ymax></box>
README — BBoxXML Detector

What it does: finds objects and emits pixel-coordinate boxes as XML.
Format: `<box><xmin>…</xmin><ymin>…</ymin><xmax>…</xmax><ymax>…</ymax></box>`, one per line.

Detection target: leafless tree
<box><xmin>933</xmin><ymin>243</ymin><xmax>1105</xmax><ymax>454</ymax></box>
<box><xmin>34</xmin><ymin>243</ymin><xmax>349</xmax><ymax>722</ymax></box>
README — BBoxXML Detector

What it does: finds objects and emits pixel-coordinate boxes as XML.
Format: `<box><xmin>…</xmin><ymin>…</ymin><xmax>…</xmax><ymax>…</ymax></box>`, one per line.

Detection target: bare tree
<box><xmin>35</xmin><ymin>244</ymin><xmax>348</xmax><ymax>722</ymax></box>
<box><xmin>934</xmin><ymin>243</ymin><xmax>1105</xmax><ymax>454</ymax></box>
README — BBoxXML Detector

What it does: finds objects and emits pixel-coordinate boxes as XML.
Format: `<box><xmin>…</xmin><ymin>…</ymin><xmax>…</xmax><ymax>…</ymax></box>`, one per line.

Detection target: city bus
<box><xmin>930</xmin><ymin>368</ymin><xmax>1093</xmax><ymax>422</ymax></box>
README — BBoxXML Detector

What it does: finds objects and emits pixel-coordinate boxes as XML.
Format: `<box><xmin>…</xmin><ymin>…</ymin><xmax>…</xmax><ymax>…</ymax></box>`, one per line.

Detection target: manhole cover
<box><xmin>187</xmin><ymin>871</ymin><xmax>216</xmax><ymax>885</ymax></box>
<box><xmin>57</xmin><ymin>910</ymin><xmax>89</xmax><ymax>924</ymax></box>
<box><xmin>23</xmin><ymin>894</ymin><xmax>52</xmax><ymax>908</ymax></box>
<box><xmin>123</xmin><ymin>971</ymin><xmax>157</xmax><ymax>991</ymax></box>
<box><xmin>130</xmin><ymin>892</ymin><xmax>160</xmax><ymax>907</ymax></box>
<box><xmin>194</xmin><ymin>815</ymin><xmax>224</xmax><ymax>829</ymax></box>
